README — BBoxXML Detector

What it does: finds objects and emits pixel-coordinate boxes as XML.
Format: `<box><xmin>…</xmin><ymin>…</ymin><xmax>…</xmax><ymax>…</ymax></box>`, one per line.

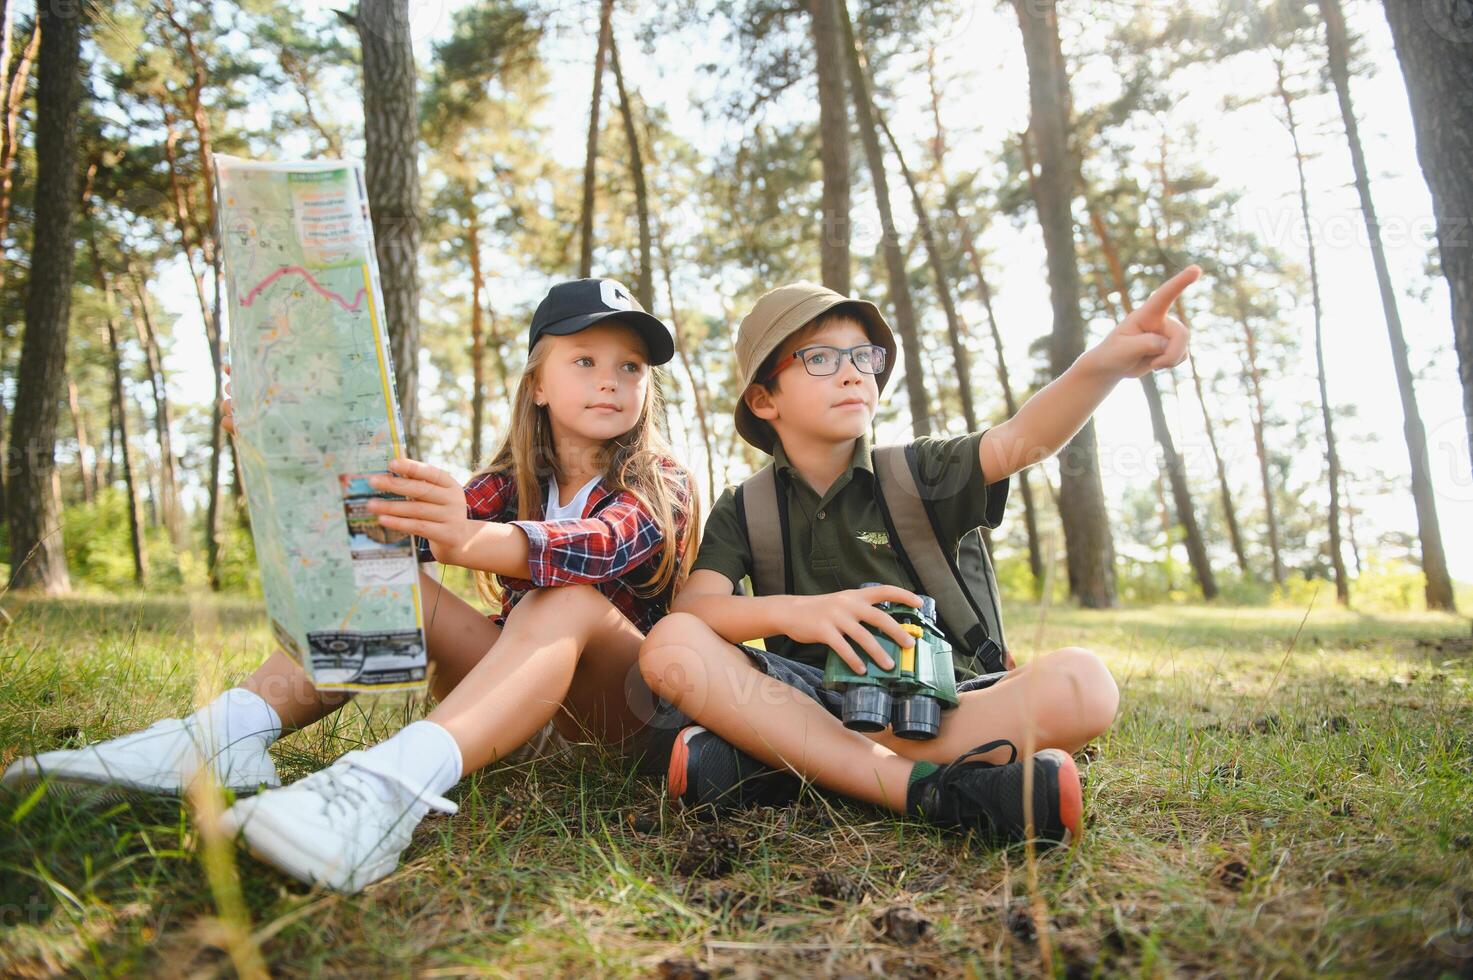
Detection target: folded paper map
<box><xmin>215</xmin><ymin>155</ymin><xmax>426</xmax><ymax>692</ymax></box>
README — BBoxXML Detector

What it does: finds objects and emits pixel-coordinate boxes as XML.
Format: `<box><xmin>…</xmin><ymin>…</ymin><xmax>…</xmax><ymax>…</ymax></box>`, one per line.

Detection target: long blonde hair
<box><xmin>471</xmin><ymin>336</ymin><xmax>700</xmax><ymax>611</ymax></box>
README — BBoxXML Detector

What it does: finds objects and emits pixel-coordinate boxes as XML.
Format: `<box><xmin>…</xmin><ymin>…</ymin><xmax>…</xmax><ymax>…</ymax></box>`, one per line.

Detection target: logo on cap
<box><xmin>600</xmin><ymin>280</ymin><xmax>634</xmax><ymax>311</ymax></box>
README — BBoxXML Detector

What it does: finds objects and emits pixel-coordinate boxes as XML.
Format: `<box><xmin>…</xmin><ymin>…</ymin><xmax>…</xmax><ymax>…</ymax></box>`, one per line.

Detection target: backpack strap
<box><xmin>871</xmin><ymin>444</ymin><xmax>993</xmax><ymax>658</ymax></box>
<box><xmin>736</xmin><ymin>462</ymin><xmax>790</xmax><ymax>597</ymax></box>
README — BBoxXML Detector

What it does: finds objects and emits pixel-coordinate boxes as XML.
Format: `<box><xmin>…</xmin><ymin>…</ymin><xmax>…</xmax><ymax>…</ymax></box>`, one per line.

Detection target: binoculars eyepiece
<box><xmin>840</xmin><ymin>686</ymin><xmax>943</xmax><ymax>739</ymax></box>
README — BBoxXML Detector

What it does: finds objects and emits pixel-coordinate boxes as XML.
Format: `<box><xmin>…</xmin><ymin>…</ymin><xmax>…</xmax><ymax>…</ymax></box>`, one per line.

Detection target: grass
<box><xmin>1</xmin><ymin>589</ymin><xmax>1471</xmax><ymax>977</ymax></box>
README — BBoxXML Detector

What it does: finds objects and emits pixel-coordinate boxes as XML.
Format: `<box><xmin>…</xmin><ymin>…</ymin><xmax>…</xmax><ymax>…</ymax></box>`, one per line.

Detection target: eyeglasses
<box><xmin>765</xmin><ymin>344</ymin><xmax>887</xmax><ymax>383</ymax></box>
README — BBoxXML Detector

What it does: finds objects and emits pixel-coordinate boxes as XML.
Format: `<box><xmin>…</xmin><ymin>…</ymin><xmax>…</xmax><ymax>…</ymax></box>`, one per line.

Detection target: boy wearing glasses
<box><xmin>640</xmin><ymin>271</ymin><xmax>1198</xmax><ymax>845</ymax></box>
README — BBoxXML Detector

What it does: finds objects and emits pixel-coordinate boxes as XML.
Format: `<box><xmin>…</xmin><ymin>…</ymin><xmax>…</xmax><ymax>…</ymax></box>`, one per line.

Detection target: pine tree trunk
<box><xmin>1085</xmin><ymin>200</ymin><xmax>1217</xmax><ymax>599</ymax></box>
<box><xmin>7</xmin><ymin>1</ymin><xmax>81</xmax><ymax>593</ymax></box>
<box><xmin>1186</xmin><ymin>347</ymin><xmax>1249</xmax><ymax>576</ymax></box>
<box><xmin>965</xmin><ymin>238</ymin><xmax>1045</xmax><ymax>594</ymax></box>
<box><xmin>609</xmin><ymin>33</ymin><xmax>653</xmax><ymax>312</ymax></box>
<box><xmin>1276</xmin><ymin>56</ymin><xmax>1349</xmax><ymax>605</ymax></box>
<box><xmin>0</xmin><ymin>16</ymin><xmax>36</xmax><ymax>291</ymax></box>
<box><xmin>65</xmin><ymin>376</ymin><xmax>94</xmax><ymax>504</ymax></box>
<box><xmin>1382</xmin><ymin>0</ymin><xmax>1473</xmax><ymax>498</ymax></box>
<box><xmin>160</xmin><ymin>3</ymin><xmax>234</xmax><ymax>580</ymax></box>
<box><xmin>128</xmin><ymin>267</ymin><xmax>185</xmax><ymax>550</ymax></box>
<box><xmin>932</xmin><ymin>46</ymin><xmax>1045</xmax><ymax>593</ymax></box>
<box><xmin>1009</xmin><ymin>0</ymin><xmax>1116</xmax><ymax>607</ymax></box>
<box><xmin>1343</xmin><ymin>473</ymin><xmax>1364</xmax><ymax>574</ymax></box>
<box><xmin>809</xmin><ymin>0</ymin><xmax>851</xmax><ymax>292</ymax></box>
<box><xmin>1156</xmin><ymin>470</ymin><xmax>1175</xmax><ymax>592</ymax></box>
<box><xmin>1148</xmin><ymin>190</ymin><xmax>1250</xmax><ymax>580</ymax></box>
<box><xmin>0</xmin><ymin>17</ymin><xmax>38</xmax><ymax>517</ymax></box>
<box><xmin>93</xmin><ymin>254</ymin><xmax>147</xmax><ymax>585</ymax></box>
<box><xmin>1320</xmin><ymin>0</ymin><xmax>1455</xmax><ymax>611</ymax></box>
<box><xmin>466</xmin><ymin>205</ymin><xmax>487</xmax><ymax>468</ymax></box>
<box><xmin>579</xmin><ymin>0</ymin><xmax>614</xmax><ymax>279</ymax></box>
<box><xmin>158</xmin><ymin>108</ymin><xmax>222</xmax><ymax>582</ymax></box>
<box><xmin>1237</xmin><ymin>307</ymin><xmax>1285</xmax><ymax>586</ymax></box>
<box><xmin>875</xmin><ymin>109</ymin><xmax>976</xmax><ymax>430</ymax></box>
<box><xmin>356</xmin><ymin>0</ymin><xmax>422</xmax><ymax>458</ymax></box>
<box><xmin>837</xmin><ymin>0</ymin><xmax>931</xmax><ymax>436</ymax></box>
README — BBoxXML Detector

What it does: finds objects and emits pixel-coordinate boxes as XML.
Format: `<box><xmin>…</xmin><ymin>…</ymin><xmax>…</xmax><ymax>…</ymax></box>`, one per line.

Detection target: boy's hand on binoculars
<box><xmin>784</xmin><ymin>585</ymin><xmax>922</xmax><ymax>675</ymax></box>
<box><xmin>364</xmin><ymin>458</ymin><xmax>473</xmax><ymax>564</ymax></box>
<box><xmin>1091</xmin><ymin>264</ymin><xmax>1200</xmax><ymax>379</ymax></box>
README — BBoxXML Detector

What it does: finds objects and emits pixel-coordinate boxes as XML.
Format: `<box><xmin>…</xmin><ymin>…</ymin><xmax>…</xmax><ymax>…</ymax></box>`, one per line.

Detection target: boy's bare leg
<box><xmin>427</xmin><ymin>584</ymin><xmax>647</xmax><ymax>774</ymax></box>
<box><xmin>640</xmin><ymin>613</ymin><xmax>916</xmax><ymax>811</ymax></box>
<box><xmin>241</xmin><ymin>570</ymin><xmax>502</xmax><ymax>732</ymax></box>
<box><xmin>865</xmin><ymin>647</ymin><xmax>1119</xmax><ymax>765</ymax></box>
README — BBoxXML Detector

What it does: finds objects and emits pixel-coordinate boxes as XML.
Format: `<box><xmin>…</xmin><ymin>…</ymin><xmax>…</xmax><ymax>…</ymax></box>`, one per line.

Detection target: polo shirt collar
<box><xmin>771</xmin><ymin>430</ymin><xmax>874</xmax><ymax>490</ymax></box>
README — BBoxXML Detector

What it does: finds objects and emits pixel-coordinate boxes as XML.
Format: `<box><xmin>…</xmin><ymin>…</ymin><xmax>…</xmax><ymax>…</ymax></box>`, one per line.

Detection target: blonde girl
<box><xmin>4</xmin><ymin>279</ymin><xmax>699</xmax><ymax>893</ymax></box>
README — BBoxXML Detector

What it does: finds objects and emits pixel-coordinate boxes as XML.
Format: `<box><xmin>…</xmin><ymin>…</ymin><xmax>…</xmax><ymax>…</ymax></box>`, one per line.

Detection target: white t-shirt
<box><xmin>544</xmin><ymin>475</ymin><xmax>602</xmax><ymax>521</ymax></box>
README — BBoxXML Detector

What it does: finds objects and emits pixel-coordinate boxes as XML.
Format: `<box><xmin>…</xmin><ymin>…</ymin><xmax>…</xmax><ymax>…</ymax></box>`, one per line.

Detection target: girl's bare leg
<box><xmin>427</xmin><ymin>584</ymin><xmax>648</xmax><ymax>774</ymax></box>
<box><xmin>241</xmin><ymin>570</ymin><xmax>503</xmax><ymax>732</ymax></box>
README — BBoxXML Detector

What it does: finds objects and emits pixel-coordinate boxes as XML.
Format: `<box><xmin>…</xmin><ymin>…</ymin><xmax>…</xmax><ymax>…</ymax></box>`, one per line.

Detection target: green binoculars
<box><xmin>821</xmin><ymin>584</ymin><xmax>960</xmax><ymax>739</ymax></box>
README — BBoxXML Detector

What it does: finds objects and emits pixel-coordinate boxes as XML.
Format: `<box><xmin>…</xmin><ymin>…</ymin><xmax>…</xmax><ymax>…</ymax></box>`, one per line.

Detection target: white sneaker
<box><xmin>225</xmin><ymin>752</ymin><xmax>457</xmax><ymax>894</ymax></box>
<box><xmin>0</xmin><ymin>717</ymin><xmax>280</xmax><ymax>798</ymax></box>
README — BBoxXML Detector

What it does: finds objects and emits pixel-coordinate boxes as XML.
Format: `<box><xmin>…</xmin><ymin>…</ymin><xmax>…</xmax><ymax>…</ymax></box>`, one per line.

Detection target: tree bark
<box><xmin>1085</xmin><ymin>203</ymin><xmax>1217</xmax><ymax>599</ymax></box>
<box><xmin>160</xmin><ymin>0</ymin><xmax>237</xmax><ymax>558</ymax></box>
<box><xmin>1235</xmin><ymin>302</ymin><xmax>1285</xmax><ymax>586</ymax></box>
<box><xmin>1275</xmin><ymin>55</ymin><xmax>1349</xmax><ymax>605</ymax></box>
<box><xmin>90</xmin><ymin>239</ymin><xmax>147</xmax><ymax>585</ymax></box>
<box><xmin>466</xmin><ymin>202</ymin><xmax>487</xmax><ymax>468</ymax></box>
<box><xmin>356</xmin><ymin>0</ymin><xmax>423</xmax><ymax>457</ymax></box>
<box><xmin>156</xmin><ymin>94</ymin><xmax>225</xmax><ymax>586</ymax></box>
<box><xmin>1148</xmin><ymin>182</ymin><xmax>1250</xmax><ymax>580</ymax></box>
<box><xmin>837</xmin><ymin>0</ymin><xmax>931</xmax><ymax>436</ymax></box>
<box><xmin>1382</xmin><ymin>0</ymin><xmax>1473</xmax><ymax>498</ymax></box>
<box><xmin>964</xmin><ymin>238</ymin><xmax>1046</xmax><ymax>594</ymax></box>
<box><xmin>874</xmin><ymin>108</ymin><xmax>976</xmax><ymax>431</ymax></box>
<box><xmin>0</xmin><ymin>15</ymin><xmax>37</xmax><ymax>511</ymax></box>
<box><xmin>926</xmin><ymin>56</ymin><xmax>1046</xmax><ymax>593</ymax></box>
<box><xmin>809</xmin><ymin>0</ymin><xmax>851</xmax><ymax>292</ymax></box>
<box><xmin>1186</xmin><ymin>346</ymin><xmax>1249</xmax><ymax>576</ymax></box>
<box><xmin>609</xmin><ymin>32</ymin><xmax>654</xmax><ymax>312</ymax></box>
<box><xmin>578</xmin><ymin>0</ymin><xmax>614</xmax><ymax>279</ymax></box>
<box><xmin>65</xmin><ymin>376</ymin><xmax>94</xmax><ymax>504</ymax></box>
<box><xmin>1009</xmin><ymin>0</ymin><xmax>1116</xmax><ymax>607</ymax></box>
<box><xmin>7</xmin><ymin>1</ymin><xmax>82</xmax><ymax>593</ymax></box>
<box><xmin>1320</xmin><ymin>0</ymin><xmax>1455</xmax><ymax>611</ymax></box>
<box><xmin>127</xmin><ymin>266</ymin><xmax>185</xmax><ymax>549</ymax></box>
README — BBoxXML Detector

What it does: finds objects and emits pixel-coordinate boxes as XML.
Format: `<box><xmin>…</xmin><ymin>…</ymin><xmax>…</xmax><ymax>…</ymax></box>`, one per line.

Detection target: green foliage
<box><xmin>56</xmin><ymin>489</ymin><xmax>182</xmax><ymax>591</ymax></box>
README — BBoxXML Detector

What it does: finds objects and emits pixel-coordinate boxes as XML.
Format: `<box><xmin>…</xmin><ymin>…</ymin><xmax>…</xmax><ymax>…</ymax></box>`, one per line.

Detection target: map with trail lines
<box><xmin>216</xmin><ymin>156</ymin><xmax>426</xmax><ymax>692</ymax></box>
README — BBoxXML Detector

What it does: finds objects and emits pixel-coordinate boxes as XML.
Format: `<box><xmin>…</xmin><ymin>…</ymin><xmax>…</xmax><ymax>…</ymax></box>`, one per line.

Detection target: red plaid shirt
<box><xmin>415</xmin><ymin>462</ymin><xmax>693</xmax><ymax>634</ymax></box>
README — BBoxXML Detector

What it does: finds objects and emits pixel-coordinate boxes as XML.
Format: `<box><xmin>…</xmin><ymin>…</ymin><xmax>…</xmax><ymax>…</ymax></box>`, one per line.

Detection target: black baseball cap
<box><xmin>527</xmin><ymin>278</ymin><xmax>674</xmax><ymax>365</ymax></box>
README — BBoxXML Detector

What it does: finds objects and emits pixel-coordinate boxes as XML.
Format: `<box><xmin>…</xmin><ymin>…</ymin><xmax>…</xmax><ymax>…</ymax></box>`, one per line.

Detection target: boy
<box><xmin>640</xmin><ymin>268</ymin><xmax>1199</xmax><ymax>844</ymax></box>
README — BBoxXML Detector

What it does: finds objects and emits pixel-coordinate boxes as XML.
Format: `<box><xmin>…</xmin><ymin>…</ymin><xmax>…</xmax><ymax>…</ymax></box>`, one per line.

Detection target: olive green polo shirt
<box><xmin>693</xmin><ymin>430</ymin><xmax>1008</xmax><ymax>667</ymax></box>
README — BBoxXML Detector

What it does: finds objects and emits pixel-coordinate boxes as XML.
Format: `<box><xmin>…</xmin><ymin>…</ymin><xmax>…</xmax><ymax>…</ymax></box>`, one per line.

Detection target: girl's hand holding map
<box><xmin>365</xmin><ymin>460</ymin><xmax>476</xmax><ymax>565</ymax></box>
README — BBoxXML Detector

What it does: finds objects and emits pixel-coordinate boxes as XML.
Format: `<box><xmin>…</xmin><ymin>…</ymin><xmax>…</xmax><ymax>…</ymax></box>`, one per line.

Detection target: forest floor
<box><xmin>2</xmin><ymin>589</ymin><xmax>1471</xmax><ymax>977</ymax></box>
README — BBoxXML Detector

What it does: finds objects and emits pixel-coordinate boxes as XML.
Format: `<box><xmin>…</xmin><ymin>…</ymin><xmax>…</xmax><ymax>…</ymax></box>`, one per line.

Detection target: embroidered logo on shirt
<box><xmin>856</xmin><ymin>530</ymin><xmax>889</xmax><ymax>548</ymax></box>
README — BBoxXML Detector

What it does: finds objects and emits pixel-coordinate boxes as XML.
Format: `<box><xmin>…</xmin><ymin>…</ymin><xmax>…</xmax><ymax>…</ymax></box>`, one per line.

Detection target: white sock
<box><xmin>190</xmin><ymin>688</ymin><xmax>282</xmax><ymax>752</ymax></box>
<box><xmin>350</xmin><ymin>721</ymin><xmax>463</xmax><ymax>811</ymax></box>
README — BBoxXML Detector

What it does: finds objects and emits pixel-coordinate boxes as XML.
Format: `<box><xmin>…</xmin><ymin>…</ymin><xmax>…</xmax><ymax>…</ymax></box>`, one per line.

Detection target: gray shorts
<box><xmin>628</xmin><ymin>642</ymin><xmax>1008</xmax><ymax>772</ymax></box>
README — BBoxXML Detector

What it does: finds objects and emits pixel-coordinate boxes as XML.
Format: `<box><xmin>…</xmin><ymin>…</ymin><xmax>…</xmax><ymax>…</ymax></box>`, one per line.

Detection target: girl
<box><xmin>4</xmin><ymin>278</ymin><xmax>699</xmax><ymax>893</ymax></box>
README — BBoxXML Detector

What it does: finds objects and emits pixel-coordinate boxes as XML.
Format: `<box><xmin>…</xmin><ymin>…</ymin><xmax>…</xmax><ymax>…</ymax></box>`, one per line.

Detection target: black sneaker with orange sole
<box><xmin>906</xmin><ymin>739</ymin><xmax>1083</xmax><ymax>846</ymax></box>
<box><xmin>667</xmin><ymin>726</ymin><xmax>803</xmax><ymax>813</ymax></box>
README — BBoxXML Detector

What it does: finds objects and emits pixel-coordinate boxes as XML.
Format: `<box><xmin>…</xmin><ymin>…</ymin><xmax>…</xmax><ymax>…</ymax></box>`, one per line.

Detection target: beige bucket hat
<box><xmin>733</xmin><ymin>281</ymin><xmax>897</xmax><ymax>453</ymax></box>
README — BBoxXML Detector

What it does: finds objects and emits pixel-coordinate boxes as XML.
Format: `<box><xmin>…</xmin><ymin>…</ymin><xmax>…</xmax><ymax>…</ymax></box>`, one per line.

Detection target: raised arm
<box><xmin>978</xmin><ymin>265</ymin><xmax>1200</xmax><ymax>483</ymax></box>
